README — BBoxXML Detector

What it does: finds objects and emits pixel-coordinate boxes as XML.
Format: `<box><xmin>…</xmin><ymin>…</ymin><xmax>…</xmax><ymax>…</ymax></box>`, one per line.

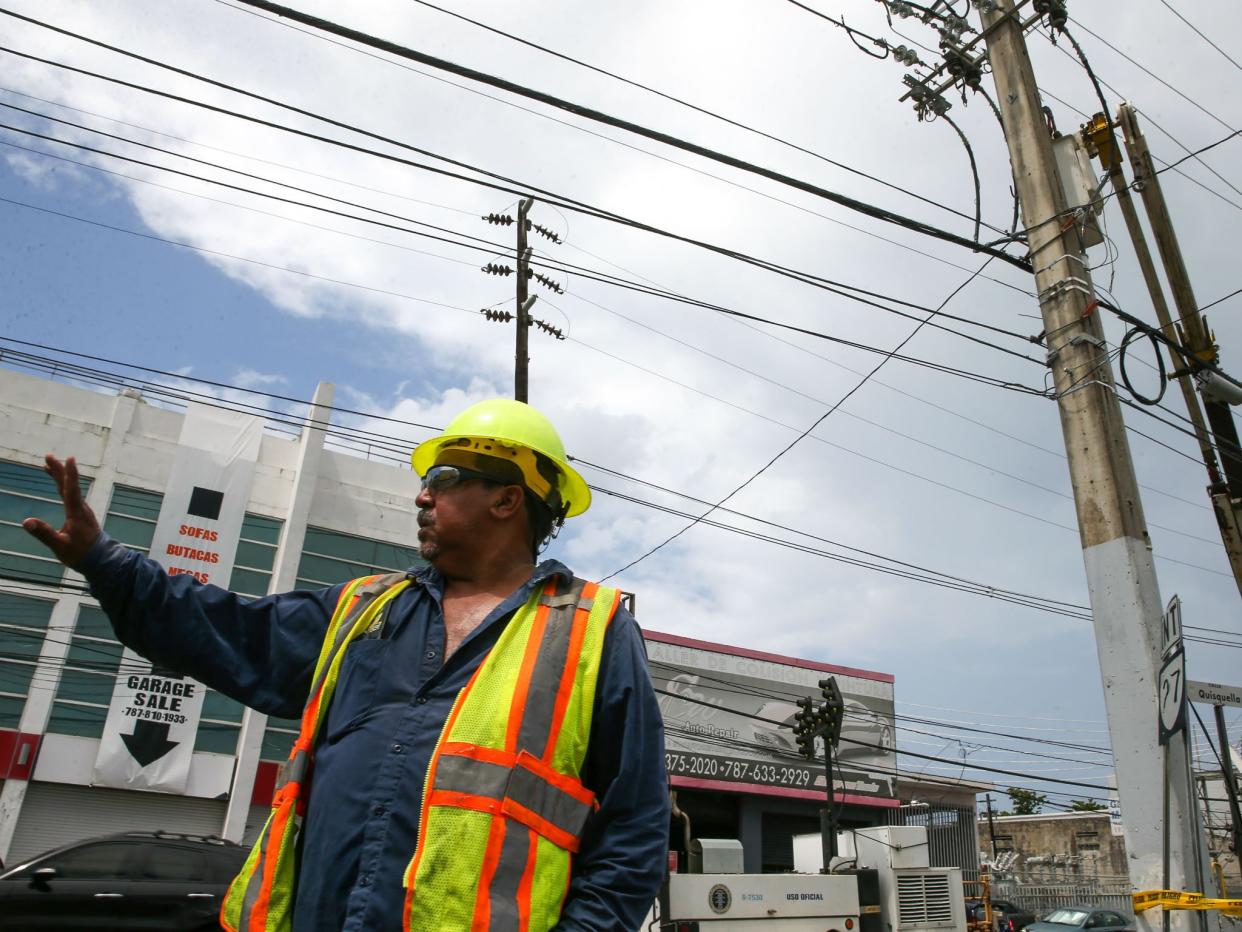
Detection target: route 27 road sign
<box><xmin>1158</xmin><ymin>596</ymin><xmax>1186</xmax><ymax>745</ymax></box>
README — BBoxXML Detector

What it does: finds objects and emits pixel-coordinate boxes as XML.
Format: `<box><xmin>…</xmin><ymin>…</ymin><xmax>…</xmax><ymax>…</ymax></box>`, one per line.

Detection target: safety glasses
<box><xmin>420</xmin><ymin>464</ymin><xmax>507</xmax><ymax>494</ymax></box>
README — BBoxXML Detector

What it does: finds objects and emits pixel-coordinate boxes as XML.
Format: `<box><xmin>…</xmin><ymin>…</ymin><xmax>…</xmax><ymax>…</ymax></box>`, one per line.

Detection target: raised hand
<box><xmin>22</xmin><ymin>455</ymin><xmax>102</xmax><ymax>569</ymax></box>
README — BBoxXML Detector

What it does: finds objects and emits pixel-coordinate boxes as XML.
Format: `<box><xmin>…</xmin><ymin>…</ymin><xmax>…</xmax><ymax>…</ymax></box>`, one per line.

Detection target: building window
<box><xmin>103</xmin><ymin>485</ymin><xmax>162</xmax><ymax>554</ymax></box>
<box><xmin>1075</xmin><ymin>831</ymin><xmax>1100</xmax><ymax>851</ymax></box>
<box><xmin>46</xmin><ymin>606</ymin><xmax>123</xmax><ymax>739</ymax></box>
<box><xmin>228</xmin><ymin>513</ymin><xmax>283</xmax><ymax>599</ymax></box>
<box><xmin>295</xmin><ymin>526</ymin><xmax>424</xmax><ymax>589</ymax></box>
<box><xmin>0</xmin><ymin>460</ymin><xmax>91</xmax><ymax>587</ymax></box>
<box><xmin>0</xmin><ymin>592</ymin><xmax>55</xmax><ymax>729</ymax></box>
<box><xmin>994</xmin><ymin>834</ymin><xmax>1014</xmax><ymax>852</ymax></box>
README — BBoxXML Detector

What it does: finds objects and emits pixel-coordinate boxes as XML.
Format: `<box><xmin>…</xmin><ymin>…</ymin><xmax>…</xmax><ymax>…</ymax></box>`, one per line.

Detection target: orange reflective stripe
<box><xmin>440</xmin><ymin>742</ymin><xmax>515</xmax><ymax>768</ymax></box>
<box><xmin>515</xmin><ymin>750</ymin><xmax>594</xmax><ymax>806</ymax></box>
<box><xmin>471</xmin><ymin>817</ymin><xmax>508</xmax><ymax>931</ymax></box>
<box><xmin>249</xmin><ymin>786</ymin><xmax>296</xmax><ymax>930</ymax></box>
<box><xmin>428</xmin><ymin>788</ymin><xmax>503</xmax><ymax>816</ymax></box>
<box><xmin>541</xmin><ymin>581</ymin><xmax>596</xmax><ymax>763</ymax></box>
<box><xmin>505</xmin><ymin>581</ymin><xmax>555</xmax><ymax>752</ymax></box>
<box><xmin>499</xmin><ymin>797</ymin><xmax>581</xmax><ymax>853</ymax></box>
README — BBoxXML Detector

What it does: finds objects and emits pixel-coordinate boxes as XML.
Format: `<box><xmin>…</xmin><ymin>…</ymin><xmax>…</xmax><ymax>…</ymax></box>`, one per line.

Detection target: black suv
<box><xmin>0</xmin><ymin>830</ymin><xmax>248</xmax><ymax>930</ymax></box>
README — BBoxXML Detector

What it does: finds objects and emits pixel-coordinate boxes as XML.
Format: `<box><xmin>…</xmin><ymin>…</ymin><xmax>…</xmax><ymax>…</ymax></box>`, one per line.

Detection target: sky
<box><xmin>1</xmin><ymin>0</ymin><xmax>1240</xmax><ymax>809</ymax></box>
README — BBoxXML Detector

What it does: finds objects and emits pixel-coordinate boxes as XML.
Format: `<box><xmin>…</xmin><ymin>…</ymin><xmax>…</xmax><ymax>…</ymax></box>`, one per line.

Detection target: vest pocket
<box><xmin>322</xmin><ymin>639</ymin><xmax>388</xmax><ymax>741</ymax></box>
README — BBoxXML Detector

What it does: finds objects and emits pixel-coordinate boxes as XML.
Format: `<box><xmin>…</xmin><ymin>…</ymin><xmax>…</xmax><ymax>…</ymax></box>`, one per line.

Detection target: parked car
<box><xmin>1026</xmin><ymin>906</ymin><xmax>1135</xmax><ymax>932</ymax></box>
<box><xmin>966</xmin><ymin>898</ymin><xmax>1038</xmax><ymax>932</ymax></box>
<box><xmin>0</xmin><ymin>830</ymin><xmax>248</xmax><ymax>930</ymax></box>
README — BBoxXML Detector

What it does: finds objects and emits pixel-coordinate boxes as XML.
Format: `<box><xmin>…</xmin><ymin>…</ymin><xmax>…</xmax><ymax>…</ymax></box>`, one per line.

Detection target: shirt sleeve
<box><xmin>79</xmin><ymin>532</ymin><xmax>344</xmax><ymax>719</ymax></box>
<box><xmin>556</xmin><ymin>606</ymin><xmax>669</xmax><ymax>930</ymax></box>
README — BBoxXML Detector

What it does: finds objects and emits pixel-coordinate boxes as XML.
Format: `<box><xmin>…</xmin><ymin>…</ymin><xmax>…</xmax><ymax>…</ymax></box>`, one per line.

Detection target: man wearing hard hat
<box><xmin>25</xmin><ymin>398</ymin><xmax>670</xmax><ymax>932</ymax></box>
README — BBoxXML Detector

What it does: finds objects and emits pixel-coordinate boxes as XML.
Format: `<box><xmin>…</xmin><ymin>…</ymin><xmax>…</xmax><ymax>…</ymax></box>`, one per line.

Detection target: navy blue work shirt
<box><xmin>80</xmin><ymin>534</ymin><xmax>669</xmax><ymax>931</ymax></box>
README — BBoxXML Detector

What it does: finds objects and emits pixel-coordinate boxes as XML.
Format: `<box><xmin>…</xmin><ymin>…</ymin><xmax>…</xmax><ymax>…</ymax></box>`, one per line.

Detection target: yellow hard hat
<box><xmin>411</xmin><ymin>399</ymin><xmax>591</xmax><ymax>518</ymax></box>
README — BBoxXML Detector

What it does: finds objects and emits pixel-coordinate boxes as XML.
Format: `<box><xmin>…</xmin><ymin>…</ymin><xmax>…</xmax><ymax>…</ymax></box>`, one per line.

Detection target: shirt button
<box><xmin>416</xmin><ymin>696</ymin><xmax>428</xmax><ymax>704</ymax></box>
<box><xmin>374</xmin><ymin>805</ymin><xmax>386</xmax><ymax>817</ymax></box>
<box><xmin>391</xmin><ymin>743</ymin><xmax>404</xmax><ymax>754</ymax></box>
<box><xmin>425</xmin><ymin>650</ymin><xmax>437</xmax><ymax>660</ymax></box>
<box><xmin>359</xmin><ymin>876</ymin><xmax>371</xmax><ymax>888</ymax></box>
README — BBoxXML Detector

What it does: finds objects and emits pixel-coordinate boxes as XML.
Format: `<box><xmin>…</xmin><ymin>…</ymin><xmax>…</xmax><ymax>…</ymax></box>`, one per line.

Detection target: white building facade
<box><xmin>0</xmin><ymin>366</ymin><xmax>425</xmax><ymax>864</ymax></box>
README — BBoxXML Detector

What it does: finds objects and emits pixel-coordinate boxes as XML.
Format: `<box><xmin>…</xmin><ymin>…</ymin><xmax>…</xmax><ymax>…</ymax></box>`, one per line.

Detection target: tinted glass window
<box><xmin>206</xmin><ymin>847</ymin><xmax>248</xmax><ymax>883</ymax></box>
<box><xmin>137</xmin><ymin>845</ymin><xmax>208</xmax><ymax>882</ymax></box>
<box><xmin>45</xmin><ymin>842</ymin><xmax>141</xmax><ymax>879</ymax></box>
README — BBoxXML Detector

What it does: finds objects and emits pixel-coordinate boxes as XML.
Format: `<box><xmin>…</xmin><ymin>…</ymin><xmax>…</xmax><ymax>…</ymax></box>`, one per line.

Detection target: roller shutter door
<box><xmin>8</xmin><ymin>782</ymin><xmax>226</xmax><ymax>865</ymax></box>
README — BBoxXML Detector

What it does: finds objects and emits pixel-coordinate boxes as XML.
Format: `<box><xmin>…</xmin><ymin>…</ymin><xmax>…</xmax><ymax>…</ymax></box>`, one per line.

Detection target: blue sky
<box><xmin>3</xmin><ymin>0</ymin><xmax>1241</xmax><ymax>807</ymax></box>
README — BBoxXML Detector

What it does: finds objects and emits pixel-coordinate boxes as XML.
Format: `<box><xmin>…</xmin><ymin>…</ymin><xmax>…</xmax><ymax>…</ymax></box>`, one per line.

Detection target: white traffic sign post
<box><xmin>1159</xmin><ymin>597</ymin><xmax>1187</xmax><ymax>746</ymax></box>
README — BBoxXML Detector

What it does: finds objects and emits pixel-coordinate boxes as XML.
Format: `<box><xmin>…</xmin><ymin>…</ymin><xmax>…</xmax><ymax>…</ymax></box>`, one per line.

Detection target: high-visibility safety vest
<box><xmin>221</xmin><ymin>570</ymin><xmax>620</xmax><ymax>932</ymax></box>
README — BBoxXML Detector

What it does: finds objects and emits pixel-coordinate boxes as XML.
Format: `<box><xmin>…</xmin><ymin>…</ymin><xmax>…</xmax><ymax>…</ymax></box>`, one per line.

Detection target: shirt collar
<box><xmin>409</xmin><ymin>558</ymin><xmax>573</xmax><ymax>600</ymax></box>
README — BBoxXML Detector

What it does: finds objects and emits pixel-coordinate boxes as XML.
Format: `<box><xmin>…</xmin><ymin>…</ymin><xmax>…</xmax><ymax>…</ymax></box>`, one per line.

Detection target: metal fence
<box><xmin>992</xmin><ymin>878</ymin><xmax>1134</xmax><ymax>916</ymax></box>
<box><xmin>887</xmin><ymin>804</ymin><xmax>981</xmax><ymax>882</ymax></box>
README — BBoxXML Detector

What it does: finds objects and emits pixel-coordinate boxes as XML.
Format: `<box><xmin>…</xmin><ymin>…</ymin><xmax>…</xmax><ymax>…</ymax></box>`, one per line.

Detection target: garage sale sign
<box><xmin>92</xmin><ymin>404</ymin><xmax>263</xmax><ymax>793</ymax></box>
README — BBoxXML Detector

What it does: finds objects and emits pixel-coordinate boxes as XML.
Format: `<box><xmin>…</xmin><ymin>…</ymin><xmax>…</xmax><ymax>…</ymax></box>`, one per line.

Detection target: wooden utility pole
<box><xmin>514</xmin><ymin>197</ymin><xmax>534</xmax><ymax>402</ymax></box>
<box><xmin>1083</xmin><ymin>114</ymin><xmax>1242</xmax><ymax>599</ymax></box>
<box><xmin>1115</xmin><ymin>106</ymin><xmax>1242</xmax><ymax>599</ymax></box>
<box><xmin>980</xmin><ymin>3</ymin><xmax>1213</xmax><ymax>926</ymax></box>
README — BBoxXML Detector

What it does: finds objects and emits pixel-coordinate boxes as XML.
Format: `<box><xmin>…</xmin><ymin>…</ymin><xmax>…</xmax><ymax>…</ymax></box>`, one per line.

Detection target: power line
<box><xmin>390</xmin><ymin>0</ymin><xmax>1004</xmax><ymax>235</ymax></box>
<box><xmin>0</xmin><ymin>191</ymin><xmax>1043</xmax><ymax>395</ymax></box>
<box><xmin>1153</xmin><ymin>0</ymin><xmax>1242</xmax><ymax>74</ymax></box>
<box><xmin>1060</xmin><ymin>16</ymin><xmax>1242</xmax><ymax>199</ymax></box>
<box><xmin>210</xmin><ymin>1</ymin><xmax>1031</xmax><ymax>270</ymax></box>
<box><xmin>601</xmin><ymin>258</ymin><xmax>1002</xmax><ymax>581</ymax></box>
<box><xmin>0</xmin><ymin>44</ymin><xmax>1047</xmax><ymax>360</ymax></box>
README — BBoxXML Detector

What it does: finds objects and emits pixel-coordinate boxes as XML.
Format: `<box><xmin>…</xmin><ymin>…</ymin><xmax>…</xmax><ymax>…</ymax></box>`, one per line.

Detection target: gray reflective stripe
<box><xmin>276</xmin><ymin>748</ymin><xmax>311</xmax><ymax>792</ymax></box>
<box><xmin>486</xmin><ymin>820</ymin><xmax>530</xmax><ymax>931</ymax></box>
<box><xmin>540</xmin><ymin>593</ymin><xmax>592</xmax><ymax>612</ymax></box>
<box><xmin>516</xmin><ymin>577</ymin><xmax>586</xmax><ymax>758</ymax></box>
<box><xmin>433</xmin><ymin>754</ymin><xmax>510</xmax><ymax>799</ymax></box>
<box><xmin>432</xmin><ymin>753</ymin><xmax>590</xmax><ymax>845</ymax></box>
<box><xmin>507</xmin><ymin>763</ymin><xmax>593</xmax><ymax>841</ymax></box>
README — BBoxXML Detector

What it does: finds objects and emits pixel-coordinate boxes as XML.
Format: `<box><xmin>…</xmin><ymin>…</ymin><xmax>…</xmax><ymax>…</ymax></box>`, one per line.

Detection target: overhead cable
<box><xmin>208</xmin><ymin>1</ymin><xmax>1032</xmax><ymax>270</ymax></box>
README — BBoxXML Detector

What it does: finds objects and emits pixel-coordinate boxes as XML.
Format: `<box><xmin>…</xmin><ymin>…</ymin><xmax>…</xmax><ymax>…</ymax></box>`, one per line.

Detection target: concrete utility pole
<box><xmin>980</xmin><ymin>3</ymin><xmax>1214</xmax><ymax>926</ymax></box>
<box><xmin>1115</xmin><ymin>105</ymin><xmax>1242</xmax><ymax>600</ymax></box>
<box><xmin>1083</xmin><ymin>113</ymin><xmax>1242</xmax><ymax>600</ymax></box>
<box><xmin>514</xmin><ymin>197</ymin><xmax>535</xmax><ymax>403</ymax></box>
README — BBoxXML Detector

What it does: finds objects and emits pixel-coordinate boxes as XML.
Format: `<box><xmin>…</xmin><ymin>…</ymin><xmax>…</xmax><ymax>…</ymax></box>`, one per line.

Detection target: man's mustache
<box><xmin>417</xmin><ymin>510</ymin><xmax>434</xmax><ymax>528</ymax></box>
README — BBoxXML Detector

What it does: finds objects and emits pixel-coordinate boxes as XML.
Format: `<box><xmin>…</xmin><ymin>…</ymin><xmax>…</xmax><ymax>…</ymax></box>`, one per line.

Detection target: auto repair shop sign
<box><xmin>644</xmin><ymin>631</ymin><xmax>898</xmax><ymax>803</ymax></box>
<box><xmin>92</xmin><ymin>404</ymin><xmax>262</xmax><ymax>793</ymax></box>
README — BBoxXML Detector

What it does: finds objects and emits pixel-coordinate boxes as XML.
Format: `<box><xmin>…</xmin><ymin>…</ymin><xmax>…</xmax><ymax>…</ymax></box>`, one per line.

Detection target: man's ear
<box><xmin>490</xmin><ymin>484</ymin><xmax>526</xmax><ymax>519</ymax></box>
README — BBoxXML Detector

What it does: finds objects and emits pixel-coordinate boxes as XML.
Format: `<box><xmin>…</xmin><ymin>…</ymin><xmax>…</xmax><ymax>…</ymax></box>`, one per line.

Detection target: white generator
<box><xmin>795</xmin><ymin>826</ymin><xmax>967</xmax><ymax>932</ymax></box>
<box><xmin>660</xmin><ymin>871</ymin><xmax>861</xmax><ymax>930</ymax></box>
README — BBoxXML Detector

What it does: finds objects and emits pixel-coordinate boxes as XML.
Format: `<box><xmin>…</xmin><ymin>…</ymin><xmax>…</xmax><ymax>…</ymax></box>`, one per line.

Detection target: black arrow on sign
<box><xmin>121</xmin><ymin>720</ymin><xmax>179</xmax><ymax>767</ymax></box>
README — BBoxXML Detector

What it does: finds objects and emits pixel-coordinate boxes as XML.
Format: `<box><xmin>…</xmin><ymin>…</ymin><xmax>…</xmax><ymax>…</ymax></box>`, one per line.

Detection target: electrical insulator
<box><xmin>531</xmin><ymin>222</ymin><xmax>563</xmax><ymax>244</ymax></box>
<box><xmin>532</xmin><ymin>318</ymin><xmax>566</xmax><ymax>340</ymax></box>
<box><xmin>482</xmin><ymin>212</ymin><xmax>514</xmax><ymax>226</ymax></box>
<box><xmin>482</xmin><ymin>263</ymin><xmax>513</xmax><ymax>277</ymax></box>
<box><xmin>531</xmin><ymin>272</ymin><xmax>564</xmax><ymax>295</ymax></box>
<box><xmin>1034</xmin><ymin>0</ymin><xmax>1067</xmax><ymax>32</ymax></box>
<box><xmin>888</xmin><ymin>1</ymin><xmax>916</xmax><ymax>18</ymax></box>
<box><xmin>893</xmin><ymin>45</ymin><xmax>920</xmax><ymax>66</ymax></box>
<box><xmin>480</xmin><ymin>308</ymin><xmax>514</xmax><ymax>323</ymax></box>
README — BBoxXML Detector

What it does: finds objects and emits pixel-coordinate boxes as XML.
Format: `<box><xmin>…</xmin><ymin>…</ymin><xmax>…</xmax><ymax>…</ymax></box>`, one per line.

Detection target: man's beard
<box><xmin>417</xmin><ymin>509</ymin><xmax>438</xmax><ymax>560</ymax></box>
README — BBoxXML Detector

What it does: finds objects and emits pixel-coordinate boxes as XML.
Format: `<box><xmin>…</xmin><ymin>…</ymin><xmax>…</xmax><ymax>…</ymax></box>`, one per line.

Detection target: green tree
<box><xmin>1068</xmin><ymin>799</ymin><xmax>1106</xmax><ymax>811</ymax></box>
<box><xmin>1007</xmin><ymin>787</ymin><xmax>1048</xmax><ymax>815</ymax></box>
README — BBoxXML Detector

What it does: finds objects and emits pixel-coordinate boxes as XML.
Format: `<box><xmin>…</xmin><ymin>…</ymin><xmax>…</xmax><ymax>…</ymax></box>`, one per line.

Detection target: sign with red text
<box><xmin>644</xmin><ymin>631</ymin><xmax>898</xmax><ymax>805</ymax></box>
<box><xmin>93</xmin><ymin>405</ymin><xmax>262</xmax><ymax>792</ymax></box>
